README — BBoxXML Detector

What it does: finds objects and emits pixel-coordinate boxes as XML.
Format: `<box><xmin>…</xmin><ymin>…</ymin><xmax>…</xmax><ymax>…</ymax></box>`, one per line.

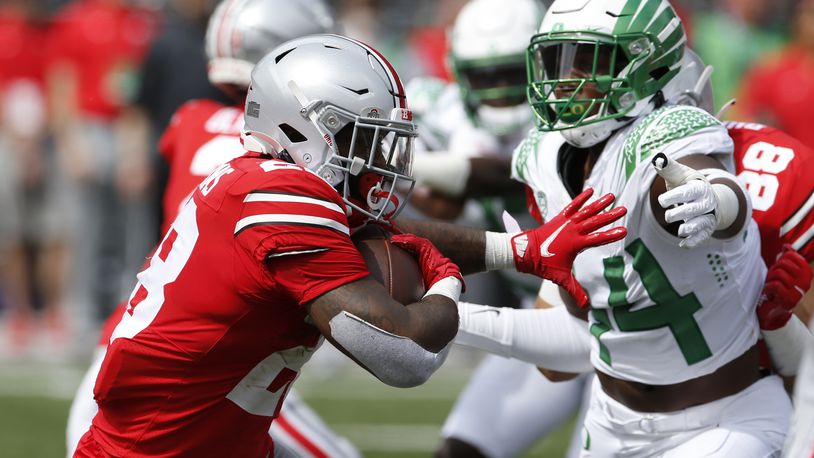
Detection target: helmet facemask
<box><xmin>288</xmin><ymin>90</ymin><xmax>417</xmax><ymax>223</ymax></box>
<box><xmin>328</xmin><ymin>109</ymin><xmax>417</xmax><ymax>223</ymax></box>
<box><xmin>527</xmin><ymin>31</ymin><xmax>680</xmax><ymax>136</ymax></box>
<box><xmin>453</xmin><ymin>54</ymin><xmax>532</xmax><ymax>136</ymax></box>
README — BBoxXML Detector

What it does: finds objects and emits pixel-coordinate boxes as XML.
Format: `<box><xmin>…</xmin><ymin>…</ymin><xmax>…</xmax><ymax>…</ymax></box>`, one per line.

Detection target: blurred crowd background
<box><xmin>0</xmin><ymin>0</ymin><xmax>810</xmax><ymax>361</ymax></box>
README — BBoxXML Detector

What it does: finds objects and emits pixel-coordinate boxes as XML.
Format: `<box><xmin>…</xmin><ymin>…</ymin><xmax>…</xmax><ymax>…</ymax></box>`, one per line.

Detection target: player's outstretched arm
<box><xmin>650</xmin><ymin>153</ymin><xmax>750</xmax><ymax>248</ymax></box>
<box><xmin>455</xmin><ymin>302</ymin><xmax>593</xmax><ymax>374</ymax></box>
<box><xmin>306</xmin><ymin>236</ymin><xmax>462</xmax><ymax>388</ymax></box>
<box><xmin>395</xmin><ymin>218</ymin><xmax>488</xmax><ymax>274</ymax></box>
<box><xmin>398</xmin><ymin>188</ymin><xmax>627</xmax><ymax>307</ymax></box>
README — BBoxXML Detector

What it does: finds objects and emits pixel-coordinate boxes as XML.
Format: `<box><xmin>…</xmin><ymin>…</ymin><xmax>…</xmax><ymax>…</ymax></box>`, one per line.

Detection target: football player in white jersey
<box><xmin>398</xmin><ymin>0</ymin><xmax>794</xmax><ymax>456</ymax></box>
<box><xmin>405</xmin><ymin>1</ymin><xmax>592</xmax><ymax>457</ymax></box>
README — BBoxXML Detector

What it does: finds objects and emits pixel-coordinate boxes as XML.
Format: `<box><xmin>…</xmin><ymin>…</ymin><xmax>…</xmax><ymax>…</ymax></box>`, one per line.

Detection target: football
<box><xmin>351</xmin><ymin>225</ymin><xmax>425</xmax><ymax>304</ymax></box>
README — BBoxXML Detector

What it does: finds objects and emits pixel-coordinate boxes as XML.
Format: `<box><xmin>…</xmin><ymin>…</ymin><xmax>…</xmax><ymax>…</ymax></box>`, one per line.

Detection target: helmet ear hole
<box><xmin>278</xmin><ymin>123</ymin><xmax>307</xmax><ymax>143</ymax></box>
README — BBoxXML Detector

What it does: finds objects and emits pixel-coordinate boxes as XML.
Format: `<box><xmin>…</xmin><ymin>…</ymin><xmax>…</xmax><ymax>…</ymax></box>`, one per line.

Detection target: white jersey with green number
<box><xmin>512</xmin><ymin>105</ymin><xmax>766</xmax><ymax>385</ymax></box>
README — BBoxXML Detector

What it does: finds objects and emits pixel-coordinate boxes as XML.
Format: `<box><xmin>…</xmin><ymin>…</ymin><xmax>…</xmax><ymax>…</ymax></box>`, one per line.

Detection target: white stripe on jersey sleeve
<box><xmin>243</xmin><ymin>192</ymin><xmax>344</xmax><ymax>215</ymax></box>
<box><xmin>780</xmin><ymin>191</ymin><xmax>814</xmax><ymax>237</ymax></box>
<box><xmin>792</xmin><ymin>222</ymin><xmax>814</xmax><ymax>252</ymax></box>
<box><xmin>235</xmin><ymin>214</ymin><xmax>349</xmax><ymax>236</ymax></box>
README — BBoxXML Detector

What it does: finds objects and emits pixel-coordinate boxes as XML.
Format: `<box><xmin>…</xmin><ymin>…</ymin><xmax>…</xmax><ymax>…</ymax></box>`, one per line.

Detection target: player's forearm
<box><xmin>403</xmin><ymin>295</ymin><xmax>459</xmax><ymax>352</ymax></box>
<box><xmin>308</xmin><ymin>278</ymin><xmax>458</xmax><ymax>387</ymax></box>
<box><xmin>455</xmin><ymin>302</ymin><xmax>594</xmax><ymax>373</ymax></box>
<box><xmin>762</xmin><ymin>314</ymin><xmax>814</xmax><ymax>376</ymax></box>
<box><xmin>395</xmin><ymin>218</ymin><xmax>488</xmax><ymax>275</ymax></box>
<box><xmin>309</xmin><ymin>277</ymin><xmax>457</xmax><ymax>346</ymax></box>
<box><xmin>707</xmin><ymin>173</ymin><xmax>749</xmax><ymax>238</ymax></box>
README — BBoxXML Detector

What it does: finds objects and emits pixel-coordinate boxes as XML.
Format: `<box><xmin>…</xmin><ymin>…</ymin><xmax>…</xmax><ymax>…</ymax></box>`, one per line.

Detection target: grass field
<box><xmin>0</xmin><ymin>346</ymin><xmax>576</xmax><ymax>458</ymax></box>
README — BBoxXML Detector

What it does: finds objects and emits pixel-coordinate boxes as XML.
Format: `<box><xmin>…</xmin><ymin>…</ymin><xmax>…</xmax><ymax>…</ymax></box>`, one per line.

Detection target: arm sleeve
<box><xmin>455</xmin><ymin>301</ymin><xmax>593</xmax><ymax>373</ymax></box>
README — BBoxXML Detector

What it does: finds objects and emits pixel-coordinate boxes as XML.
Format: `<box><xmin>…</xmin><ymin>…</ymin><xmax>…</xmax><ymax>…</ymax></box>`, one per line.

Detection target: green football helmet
<box><xmin>527</xmin><ymin>0</ymin><xmax>686</xmax><ymax>147</ymax></box>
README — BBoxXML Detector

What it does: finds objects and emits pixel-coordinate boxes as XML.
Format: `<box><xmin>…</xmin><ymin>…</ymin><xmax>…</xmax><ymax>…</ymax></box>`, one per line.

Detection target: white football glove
<box><xmin>652</xmin><ymin>153</ymin><xmax>735</xmax><ymax>249</ymax></box>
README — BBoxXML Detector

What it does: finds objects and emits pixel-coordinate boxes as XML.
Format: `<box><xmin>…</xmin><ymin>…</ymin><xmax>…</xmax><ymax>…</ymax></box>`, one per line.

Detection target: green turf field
<box><xmin>0</xmin><ymin>348</ymin><xmax>576</xmax><ymax>457</ymax></box>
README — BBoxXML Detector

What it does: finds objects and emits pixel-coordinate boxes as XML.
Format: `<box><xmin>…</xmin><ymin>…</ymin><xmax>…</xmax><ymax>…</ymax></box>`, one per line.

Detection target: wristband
<box><xmin>484</xmin><ymin>231</ymin><xmax>515</xmax><ymax>271</ymax></box>
<box><xmin>423</xmin><ymin>276</ymin><xmax>462</xmax><ymax>303</ymax></box>
<box><xmin>703</xmin><ymin>168</ymin><xmax>749</xmax><ymax>231</ymax></box>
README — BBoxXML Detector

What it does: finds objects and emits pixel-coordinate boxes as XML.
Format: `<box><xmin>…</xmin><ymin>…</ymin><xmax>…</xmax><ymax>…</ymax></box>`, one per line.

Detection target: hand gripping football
<box><xmin>351</xmin><ymin>224</ymin><xmax>425</xmax><ymax>304</ymax></box>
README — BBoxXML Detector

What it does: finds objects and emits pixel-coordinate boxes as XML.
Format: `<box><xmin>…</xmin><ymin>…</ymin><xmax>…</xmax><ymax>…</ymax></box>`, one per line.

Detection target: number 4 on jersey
<box><xmin>593</xmin><ymin>239</ymin><xmax>713</xmax><ymax>366</ymax></box>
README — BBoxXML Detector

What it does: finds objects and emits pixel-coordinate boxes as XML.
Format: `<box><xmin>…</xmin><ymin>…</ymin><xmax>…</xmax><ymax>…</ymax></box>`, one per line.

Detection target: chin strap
<box><xmin>344</xmin><ymin>173</ymin><xmax>401</xmax><ymax>226</ymax></box>
<box><xmin>359</xmin><ymin>173</ymin><xmax>399</xmax><ymax>220</ymax></box>
<box><xmin>366</xmin><ymin>183</ymin><xmax>400</xmax><ymax>220</ymax></box>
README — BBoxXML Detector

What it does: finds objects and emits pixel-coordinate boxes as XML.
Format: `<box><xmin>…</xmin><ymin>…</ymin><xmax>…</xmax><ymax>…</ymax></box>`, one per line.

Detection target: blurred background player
<box><xmin>115</xmin><ymin>0</ymin><xmax>235</xmax><ymax>248</ymax></box>
<box><xmin>692</xmin><ymin>0</ymin><xmax>782</xmax><ymax>106</ymax></box>
<box><xmin>404</xmin><ymin>1</ymin><xmax>593</xmax><ymax>457</ymax></box>
<box><xmin>66</xmin><ymin>1</ymin><xmax>362</xmax><ymax>457</ymax></box>
<box><xmin>0</xmin><ymin>0</ymin><xmax>72</xmax><ymax>356</ymax></box>
<box><xmin>735</xmin><ymin>0</ymin><xmax>814</xmax><ymax>153</ymax></box>
<box><xmin>784</xmin><ymin>317</ymin><xmax>814</xmax><ymax>457</ymax></box>
<box><xmin>46</xmin><ymin>0</ymin><xmax>159</xmax><ymax>343</ymax></box>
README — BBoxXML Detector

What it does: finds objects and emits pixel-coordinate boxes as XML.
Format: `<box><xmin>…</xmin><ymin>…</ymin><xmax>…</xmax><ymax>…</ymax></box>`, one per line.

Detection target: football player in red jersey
<box><xmin>66</xmin><ymin>1</ymin><xmax>362</xmax><ymax>457</ymax></box>
<box><xmin>72</xmin><ymin>33</ymin><xmax>626</xmax><ymax>458</ymax></box>
<box><xmin>727</xmin><ymin>122</ymin><xmax>814</xmax><ymax>315</ymax></box>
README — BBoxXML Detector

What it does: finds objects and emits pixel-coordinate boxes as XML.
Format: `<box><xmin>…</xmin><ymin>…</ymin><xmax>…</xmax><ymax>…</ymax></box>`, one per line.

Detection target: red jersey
<box><xmin>47</xmin><ymin>0</ymin><xmax>156</xmax><ymax>119</ymax></box>
<box><xmin>729</xmin><ymin>122</ymin><xmax>814</xmax><ymax>264</ymax></box>
<box><xmin>158</xmin><ymin>99</ymin><xmax>244</xmax><ymax>235</ymax></box>
<box><xmin>86</xmin><ymin>154</ymin><xmax>369</xmax><ymax>457</ymax></box>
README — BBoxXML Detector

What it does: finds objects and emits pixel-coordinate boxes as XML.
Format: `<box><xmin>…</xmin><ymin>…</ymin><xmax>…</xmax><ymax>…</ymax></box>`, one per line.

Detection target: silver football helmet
<box><xmin>205</xmin><ymin>0</ymin><xmax>337</xmax><ymax>88</ymax></box>
<box><xmin>242</xmin><ymin>34</ymin><xmax>417</xmax><ymax>222</ymax></box>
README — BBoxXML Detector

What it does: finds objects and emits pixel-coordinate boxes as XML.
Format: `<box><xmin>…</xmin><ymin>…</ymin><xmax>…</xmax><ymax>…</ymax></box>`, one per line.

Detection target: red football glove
<box><xmin>390</xmin><ymin>233</ymin><xmax>465</xmax><ymax>292</ymax></box>
<box><xmin>757</xmin><ymin>245</ymin><xmax>813</xmax><ymax>330</ymax></box>
<box><xmin>512</xmin><ymin>188</ymin><xmax>627</xmax><ymax>308</ymax></box>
